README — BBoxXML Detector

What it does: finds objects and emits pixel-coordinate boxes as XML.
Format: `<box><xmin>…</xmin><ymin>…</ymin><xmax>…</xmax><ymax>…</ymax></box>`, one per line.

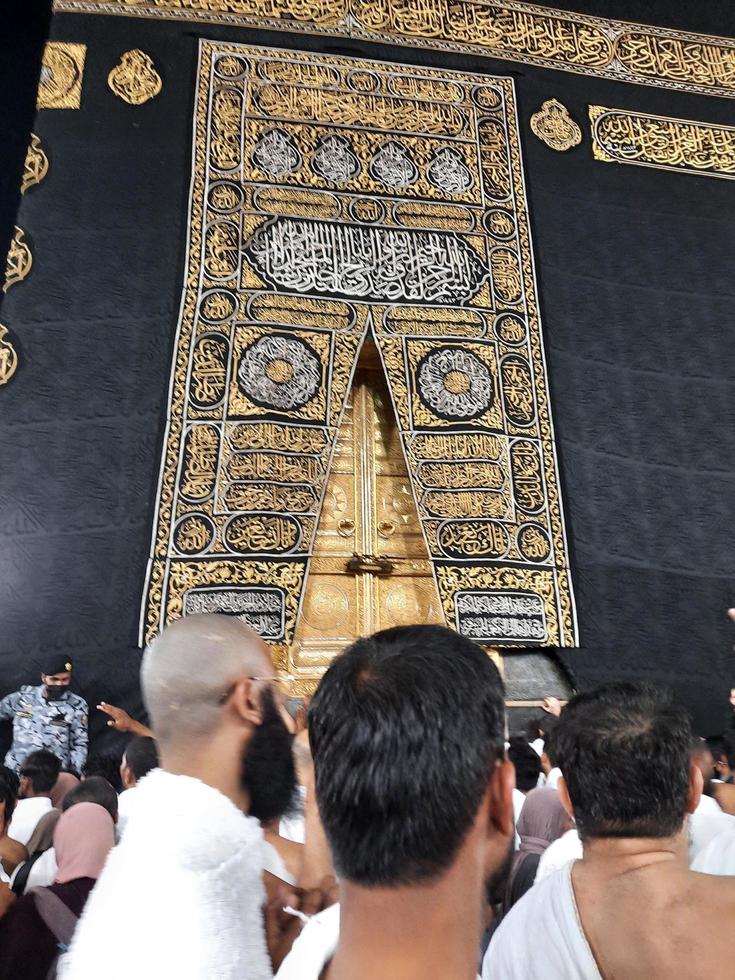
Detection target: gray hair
<box><xmin>141</xmin><ymin>614</ymin><xmax>271</xmax><ymax>747</ymax></box>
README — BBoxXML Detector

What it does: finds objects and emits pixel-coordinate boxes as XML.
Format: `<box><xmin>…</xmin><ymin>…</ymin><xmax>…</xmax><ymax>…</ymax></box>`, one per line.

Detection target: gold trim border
<box><xmin>54</xmin><ymin>0</ymin><xmax>735</xmax><ymax>99</ymax></box>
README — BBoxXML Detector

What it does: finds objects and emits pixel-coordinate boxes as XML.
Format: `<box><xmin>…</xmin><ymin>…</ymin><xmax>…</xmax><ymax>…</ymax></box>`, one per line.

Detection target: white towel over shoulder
<box><xmin>61</xmin><ymin>769</ymin><xmax>271</xmax><ymax>980</ymax></box>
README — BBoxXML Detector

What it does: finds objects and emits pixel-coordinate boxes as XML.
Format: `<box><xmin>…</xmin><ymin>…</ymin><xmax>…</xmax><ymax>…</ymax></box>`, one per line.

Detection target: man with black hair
<box><xmin>63</xmin><ymin>777</ymin><xmax>119</xmax><ymax>825</ymax></box>
<box><xmin>8</xmin><ymin>750</ymin><xmax>61</xmax><ymax>847</ymax></box>
<box><xmin>508</xmin><ymin>738</ymin><xmax>541</xmax><ymax>795</ymax></box>
<box><xmin>0</xmin><ymin>656</ymin><xmax>88</xmax><ymax>774</ymax></box>
<box><xmin>484</xmin><ymin>682</ymin><xmax>735</xmax><ymax>979</ymax></box>
<box><xmin>276</xmin><ymin>624</ymin><xmax>514</xmax><ymax>980</ymax></box>
<box><xmin>117</xmin><ymin>736</ymin><xmax>160</xmax><ymax>836</ymax></box>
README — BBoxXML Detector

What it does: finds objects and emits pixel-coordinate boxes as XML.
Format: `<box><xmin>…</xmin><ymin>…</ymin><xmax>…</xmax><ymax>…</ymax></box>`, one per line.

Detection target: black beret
<box><xmin>42</xmin><ymin>655</ymin><xmax>73</xmax><ymax>676</ymax></box>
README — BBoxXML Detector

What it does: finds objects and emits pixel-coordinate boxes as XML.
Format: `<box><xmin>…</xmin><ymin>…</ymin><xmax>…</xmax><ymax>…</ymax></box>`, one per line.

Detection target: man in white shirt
<box><xmin>483</xmin><ymin>682</ymin><xmax>735</xmax><ymax>980</ymax></box>
<box><xmin>277</xmin><ymin>624</ymin><xmax>515</xmax><ymax>980</ymax></box>
<box><xmin>8</xmin><ymin>749</ymin><xmax>60</xmax><ymax>846</ymax></box>
<box><xmin>62</xmin><ymin>614</ymin><xmax>302</xmax><ymax>980</ymax></box>
<box><xmin>116</xmin><ymin>734</ymin><xmax>159</xmax><ymax>836</ymax></box>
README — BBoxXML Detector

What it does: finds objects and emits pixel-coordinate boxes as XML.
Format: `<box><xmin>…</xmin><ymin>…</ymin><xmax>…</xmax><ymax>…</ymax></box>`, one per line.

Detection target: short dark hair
<box><xmin>309</xmin><ymin>624</ymin><xmax>506</xmax><ymax>886</ymax></box>
<box><xmin>123</xmin><ymin>736</ymin><xmax>159</xmax><ymax>782</ymax></box>
<box><xmin>0</xmin><ymin>772</ymin><xmax>17</xmax><ymax>827</ymax></box>
<box><xmin>0</xmin><ymin>765</ymin><xmax>19</xmax><ymax>799</ymax></box>
<box><xmin>508</xmin><ymin>737</ymin><xmax>542</xmax><ymax>792</ymax></box>
<box><xmin>83</xmin><ymin>753</ymin><xmax>123</xmax><ymax>793</ymax></box>
<box><xmin>63</xmin><ymin>776</ymin><xmax>119</xmax><ymax>823</ymax></box>
<box><xmin>554</xmin><ymin>682</ymin><xmax>692</xmax><ymax>840</ymax></box>
<box><xmin>20</xmin><ymin>750</ymin><xmax>62</xmax><ymax>794</ymax></box>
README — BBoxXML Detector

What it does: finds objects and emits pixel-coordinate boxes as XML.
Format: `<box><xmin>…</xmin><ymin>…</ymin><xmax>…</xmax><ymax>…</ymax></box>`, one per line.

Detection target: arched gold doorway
<box><xmin>289</xmin><ymin>340</ymin><xmax>444</xmax><ymax>693</ymax></box>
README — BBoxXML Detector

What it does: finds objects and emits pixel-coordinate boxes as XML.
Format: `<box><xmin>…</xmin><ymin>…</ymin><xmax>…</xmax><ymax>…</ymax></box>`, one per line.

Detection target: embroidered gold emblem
<box><xmin>0</xmin><ymin>325</ymin><xmax>19</xmax><ymax>386</ymax></box>
<box><xmin>37</xmin><ymin>42</ymin><xmax>86</xmax><ymax>109</ymax></box>
<box><xmin>107</xmin><ymin>49</ymin><xmax>162</xmax><ymax>105</ymax></box>
<box><xmin>530</xmin><ymin>99</ymin><xmax>582</xmax><ymax>152</ymax></box>
<box><xmin>21</xmin><ymin>135</ymin><xmax>49</xmax><ymax>194</ymax></box>
<box><xmin>3</xmin><ymin>227</ymin><xmax>33</xmax><ymax>293</ymax></box>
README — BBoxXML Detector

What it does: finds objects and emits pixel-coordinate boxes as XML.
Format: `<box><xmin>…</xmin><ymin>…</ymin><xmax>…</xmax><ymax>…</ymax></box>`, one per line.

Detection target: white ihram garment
<box><xmin>60</xmin><ymin>769</ymin><xmax>271</xmax><ymax>980</ymax></box>
<box><xmin>692</xmin><ymin>827</ymin><xmax>735</xmax><ymax>875</ymax></box>
<box><xmin>482</xmin><ymin>863</ymin><xmax>601</xmax><ymax>980</ymax></box>
<box><xmin>7</xmin><ymin>796</ymin><xmax>52</xmax><ymax>846</ymax></box>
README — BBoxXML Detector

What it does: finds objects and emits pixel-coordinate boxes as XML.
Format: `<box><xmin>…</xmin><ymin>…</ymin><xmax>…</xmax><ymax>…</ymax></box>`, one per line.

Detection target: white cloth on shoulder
<box><xmin>7</xmin><ymin>796</ymin><xmax>52</xmax><ymax>846</ymax></box>
<box><xmin>276</xmin><ymin>902</ymin><xmax>340</xmax><ymax>980</ymax></box>
<box><xmin>512</xmin><ymin>788</ymin><xmax>526</xmax><ymax>849</ymax></box>
<box><xmin>60</xmin><ymin>769</ymin><xmax>271</xmax><ymax>980</ymax></box>
<box><xmin>688</xmin><ymin>800</ymin><xmax>735</xmax><ymax>864</ymax></box>
<box><xmin>482</xmin><ymin>862</ymin><xmax>602</xmax><ymax>980</ymax></box>
<box><xmin>535</xmin><ymin>827</ymin><xmax>583</xmax><ymax>882</ymax></box>
<box><xmin>692</xmin><ymin>826</ymin><xmax>735</xmax><ymax>875</ymax></box>
<box><xmin>262</xmin><ymin>839</ymin><xmax>296</xmax><ymax>886</ymax></box>
<box><xmin>9</xmin><ymin>846</ymin><xmax>58</xmax><ymax>892</ymax></box>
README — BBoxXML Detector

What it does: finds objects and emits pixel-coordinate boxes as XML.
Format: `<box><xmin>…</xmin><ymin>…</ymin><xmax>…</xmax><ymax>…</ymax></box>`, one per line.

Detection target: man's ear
<box><xmin>229</xmin><ymin>676</ymin><xmax>264</xmax><ymax>727</ymax></box>
<box><xmin>121</xmin><ymin>764</ymin><xmax>135</xmax><ymax>790</ymax></box>
<box><xmin>556</xmin><ymin>775</ymin><xmax>575</xmax><ymax>820</ymax></box>
<box><xmin>686</xmin><ymin>761</ymin><xmax>703</xmax><ymax>815</ymax></box>
<box><xmin>488</xmin><ymin>758</ymin><xmax>515</xmax><ymax>838</ymax></box>
<box><xmin>19</xmin><ymin>775</ymin><xmax>29</xmax><ymax>797</ymax></box>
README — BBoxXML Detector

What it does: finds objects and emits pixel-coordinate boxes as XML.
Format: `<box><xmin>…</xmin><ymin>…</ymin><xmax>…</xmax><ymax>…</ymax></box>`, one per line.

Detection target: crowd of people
<box><xmin>0</xmin><ymin>614</ymin><xmax>734</xmax><ymax>979</ymax></box>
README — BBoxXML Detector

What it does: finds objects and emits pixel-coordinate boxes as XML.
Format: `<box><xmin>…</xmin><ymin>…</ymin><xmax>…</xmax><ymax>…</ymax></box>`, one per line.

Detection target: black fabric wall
<box><xmin>2</xmin><ymin>3</ymin><xmax>734</xmax><ymax>758</ymax></box>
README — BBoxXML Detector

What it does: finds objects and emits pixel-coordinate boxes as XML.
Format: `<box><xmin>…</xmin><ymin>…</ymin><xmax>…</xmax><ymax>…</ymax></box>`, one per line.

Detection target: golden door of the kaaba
<box><xmin>291</xmin><ymin>340</ymin><xmax>443</xmax><ymax>690</ymax></box>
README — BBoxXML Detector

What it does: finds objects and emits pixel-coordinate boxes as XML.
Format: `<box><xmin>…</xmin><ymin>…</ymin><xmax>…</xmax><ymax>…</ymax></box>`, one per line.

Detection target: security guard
<box><xmin>0</xmin><ymin>655</ymin><xmax>88</xmax><ymax>774</ymax></box>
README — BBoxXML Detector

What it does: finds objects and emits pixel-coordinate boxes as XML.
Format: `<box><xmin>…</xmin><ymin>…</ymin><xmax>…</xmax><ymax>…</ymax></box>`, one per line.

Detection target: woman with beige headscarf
<box><xmin>0</xmin><ymin>801</ymin><xmax>114</xmax><ymax>980</ymax></box>
<box><xmin>505</xmin><ymin>787</ymin><xmax>571</xmax><ymax>910</ymax></box>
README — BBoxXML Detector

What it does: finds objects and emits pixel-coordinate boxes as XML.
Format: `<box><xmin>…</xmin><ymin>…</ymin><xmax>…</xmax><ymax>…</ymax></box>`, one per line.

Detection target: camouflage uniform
<box><xmin>0</xmin><ymin>684</ymin><xmax>89</xmax><ymax>774</ymax></box>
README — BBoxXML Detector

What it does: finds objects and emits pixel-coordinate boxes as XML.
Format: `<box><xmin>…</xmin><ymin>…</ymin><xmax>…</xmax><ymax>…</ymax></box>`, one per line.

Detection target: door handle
<box><xmin>346</xmin><ymin>553</ymin><xmax>394</xmax><ymax>576</ymax></box>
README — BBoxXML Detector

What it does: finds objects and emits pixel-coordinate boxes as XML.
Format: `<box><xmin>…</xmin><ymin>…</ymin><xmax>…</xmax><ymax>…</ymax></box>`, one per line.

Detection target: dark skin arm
<box><xmin>97</xmin><ymin>702</ymin><xmax>153</xmax><ymax>738</ymax></box>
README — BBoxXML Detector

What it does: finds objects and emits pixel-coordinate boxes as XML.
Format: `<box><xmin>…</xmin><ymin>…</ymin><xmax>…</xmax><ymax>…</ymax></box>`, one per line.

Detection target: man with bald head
<box><xmin>62</xmin><ymin>615</ymin><xmax>298</xmax><ymax>980</ymax></box>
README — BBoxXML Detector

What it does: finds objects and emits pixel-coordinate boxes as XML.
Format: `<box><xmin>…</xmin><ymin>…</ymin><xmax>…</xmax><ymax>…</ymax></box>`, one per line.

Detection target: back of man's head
<box><xmin>20</xmin><ymin>750</ymin><xmax>62</xmax><ymax>796</ymax></box>
<box><xmin>508</xmin><ymin>737</ymin><xmax>542</xmax><ymax>792</ymax></box>
<box><xmin>309</xmin><ymin>624</ymin><xmax>506</xmax><ymax>887</ymax></box>
<box><xmin>0</xmin><ymin>772</ymin><xmax>17</xmax><ymax>830</ymax></box>
<box><xmin>63</xmin><ymin>776</ymin><xmax>119</xmax><ymax>824</ymax></box>
<box><xmin>554</xmin><ymin>682</ymin><xmax>692</xmax><ymax>841</ymax></box>
<box><xmin>141</xmin><ymin>613</ymin><xmax>271</xmax><ymax>748</ymax></box>
<box><xmin>0</xmin><ymin>765</ymin><xmax>19</xmax><ymax>800</ymax></box>
<box><xmin>122</xmin><ymin>736</ymin><xmax>160</xmax><ymax>787</ymax></box>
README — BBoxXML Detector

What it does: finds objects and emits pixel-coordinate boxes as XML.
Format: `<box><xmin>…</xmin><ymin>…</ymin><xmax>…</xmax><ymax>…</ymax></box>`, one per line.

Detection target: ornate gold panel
<box><xmin>291</xmin><ymin>342</ymin><xmax>443</xmax><ymax>691</ymax></box>
<box><xmin>141</xmin><ymin>42</ymin><xmax>577</xmax><ymax>661</ymax></box>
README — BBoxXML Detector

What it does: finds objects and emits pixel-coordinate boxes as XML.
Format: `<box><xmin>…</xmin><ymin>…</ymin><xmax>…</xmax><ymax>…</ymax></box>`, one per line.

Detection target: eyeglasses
<box><xmin>218</xmin><ymin>673</ymin><xmax>295</xmax><ymax>705</ymax></box>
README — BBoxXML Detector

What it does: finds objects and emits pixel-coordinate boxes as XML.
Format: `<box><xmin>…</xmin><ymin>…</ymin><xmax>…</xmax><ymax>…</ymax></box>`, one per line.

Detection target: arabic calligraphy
<box><xmin>590</xmin><ymin>105</ymin><xmax>735</xmax><ymax>179</ymax></box>
<box><xmin>530</xmin><ymin>99</ymin><xmax>582</xmax><ymax>152</ymax></box>
<box><xmin>245</xmin><ymin>217</ymin><xmax>488</xmax><ymax>304</ymax></box>
<box><xmin>21</xmin><ymin>135</ymin><xmax>49</xmax><ymax>194</ymax></box>
<box><xmin>54</xmin><ymin>1</ymin><xmax>735</xmax><ymax>99</ymax></box>
<box><xmin>3</xmin><ymin>227</ymin><xmax>33</xmax><ymax>293</ymax></box>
